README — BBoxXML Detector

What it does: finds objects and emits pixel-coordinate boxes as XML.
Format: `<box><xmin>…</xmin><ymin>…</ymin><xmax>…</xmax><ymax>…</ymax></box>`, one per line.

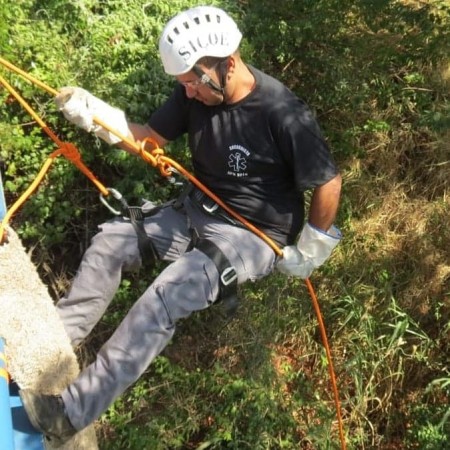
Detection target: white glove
<box><xmin>277</xmin><ymin>223</ymin><xmax>342</xmax><ymax>278</ymax></box>
<box><xmin>55</xmin><ymin>87</ymin><xmax>130</xmax><ymax>145</ymax></box>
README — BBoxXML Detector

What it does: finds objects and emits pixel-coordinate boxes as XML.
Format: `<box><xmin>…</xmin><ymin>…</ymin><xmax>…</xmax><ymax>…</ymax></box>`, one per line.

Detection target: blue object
<box><xmin>10</xmin><ymin>381</ymin><xmax>45</xmax><ymax>450</ymax></box>
<box><xmin>0</xmin><ymin>170</ymin><xmax>6</xmax><ymax>220</ymax></box>
<box><xmin>1</xmin><ymin>339</ymin><xmax>45</xmax><ymax>450</ymax></box>
<box><xmin>0</xmin><ymin>338</ymin><xmax>15</xmax><ymax>450</ymax></box>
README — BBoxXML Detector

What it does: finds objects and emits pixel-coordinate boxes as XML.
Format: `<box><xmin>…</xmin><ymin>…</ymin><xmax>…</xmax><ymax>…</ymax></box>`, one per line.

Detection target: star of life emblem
<box><xmin>227</xmin><ymin>144</ymin><xmax>250</xmax><ymax>178</ymax></box>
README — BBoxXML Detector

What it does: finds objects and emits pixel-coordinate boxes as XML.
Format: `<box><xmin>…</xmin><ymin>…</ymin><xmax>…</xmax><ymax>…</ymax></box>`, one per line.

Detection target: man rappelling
<box><xmin>19</xmin><ymin>6</ymin><xmax>342</xmax><ymax>446</ymax></box>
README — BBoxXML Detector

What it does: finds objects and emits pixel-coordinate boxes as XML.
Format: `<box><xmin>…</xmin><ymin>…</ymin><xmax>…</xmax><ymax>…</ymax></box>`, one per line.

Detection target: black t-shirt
<box><xmin>148</xmin><ymin>66</ymin><xmax>338</xmax><ymax>246</ymax></box>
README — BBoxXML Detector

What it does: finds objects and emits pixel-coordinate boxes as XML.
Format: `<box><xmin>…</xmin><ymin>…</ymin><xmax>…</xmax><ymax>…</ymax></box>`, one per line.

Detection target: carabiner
<box><xmin>99</xmin><ymin>188</ymin><xmax>128</xmax><ymax>216</ymax></box>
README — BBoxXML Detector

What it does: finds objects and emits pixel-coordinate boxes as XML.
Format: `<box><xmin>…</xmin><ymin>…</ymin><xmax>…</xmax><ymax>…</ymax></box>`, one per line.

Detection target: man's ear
<box><xmin>223</xmin><ymin>57</ymin><xmax>235</xmax><ymax>75</ymax></box>
<box><xmin>219</xmin><ymin>57</ymin><xmax>235</xmax><ymax>85</ymax></box>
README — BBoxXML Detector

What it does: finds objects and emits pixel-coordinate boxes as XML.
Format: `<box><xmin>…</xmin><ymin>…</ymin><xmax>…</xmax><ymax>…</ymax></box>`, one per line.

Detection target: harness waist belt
<box><xmin>189</xmin><ymin>188</ymin><xmax>243</xmax><ymax>228</ymax></box>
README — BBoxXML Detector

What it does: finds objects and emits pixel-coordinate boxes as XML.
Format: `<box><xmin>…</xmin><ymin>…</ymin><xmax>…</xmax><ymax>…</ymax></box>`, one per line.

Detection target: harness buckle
<box><xmin>202</xmin><ymin>201</ymin><xmax>219</xmax><ymax>214</ymax></box>
<box><xmin>220</xmin><ymin>266</ymin><xmax>237</xmax><ymax>286</ymax></box>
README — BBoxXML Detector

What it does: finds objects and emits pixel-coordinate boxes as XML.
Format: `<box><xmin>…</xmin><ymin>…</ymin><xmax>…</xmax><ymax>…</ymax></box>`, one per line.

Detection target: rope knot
<box><xmin>150</xmin><ymin>148</ymin><xmax>165</xmax><ymax>157</ymax></box>
<box><xmin>59</xmin><ymin>142</ymin><xmax>81</xmax><ymax>163</ymax></box>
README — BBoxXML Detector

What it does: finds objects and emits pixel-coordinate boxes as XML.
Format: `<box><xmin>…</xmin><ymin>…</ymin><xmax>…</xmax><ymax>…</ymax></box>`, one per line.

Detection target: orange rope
<box><xmin>0</xmin><ymin>74</ymin><xmax>110</xmax><ymax>242</ymax></box>
<box><xmin>306</xmin><ymin>278</ymin><xmax>346</xmax><ymax>447</ymax></box>
<box><xmin>0</xmin><ymin>57</ymin><xmax>59</xmax><ymax>97</ymax></box>
<box><xmin>0</xmin><ymin>150</ymin><xmax>59</xmax><ymax>241</ymax></box>
<box><xmin>0</xmin><ymin>57</ymin><xmax>346</xmax><ymax>449</ymax></box>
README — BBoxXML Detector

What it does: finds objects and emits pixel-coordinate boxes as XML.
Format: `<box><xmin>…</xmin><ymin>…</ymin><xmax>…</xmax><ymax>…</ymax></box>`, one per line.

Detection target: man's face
<box><xmin>176</xmin><ymin>65</ymin><xmax>224</xmax><ymax>106</ymax></box>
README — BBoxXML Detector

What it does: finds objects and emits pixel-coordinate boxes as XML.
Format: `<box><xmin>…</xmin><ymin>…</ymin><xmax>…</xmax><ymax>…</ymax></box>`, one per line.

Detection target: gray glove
<box><xmin>277</xmin><ymin>223</ymin><xmax>342</xmax><ymax>278</ymax></box>
<box><xmin>55</xmin><ymin>87</ymin><xmax>130</xmax><ymax>145</ymax></box>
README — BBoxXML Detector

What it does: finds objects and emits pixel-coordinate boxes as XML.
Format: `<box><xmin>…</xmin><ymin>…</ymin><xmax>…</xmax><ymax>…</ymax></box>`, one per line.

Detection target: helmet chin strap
<box><xmin>192</xmin><ymin>60</ymin><xmax>229</xmax><ymax>101</ymax></box>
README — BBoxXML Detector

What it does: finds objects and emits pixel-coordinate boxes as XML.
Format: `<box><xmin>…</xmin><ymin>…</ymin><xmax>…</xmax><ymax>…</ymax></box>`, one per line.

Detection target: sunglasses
<box><xmin>178</xmin><ymin>72</ymin><xmax>212</xmax><ymax>88</ymax></box>
<box><xmin>178</xmin><ymin>62</ymin><xmax>224</xmax><ymax>89</ymax></box>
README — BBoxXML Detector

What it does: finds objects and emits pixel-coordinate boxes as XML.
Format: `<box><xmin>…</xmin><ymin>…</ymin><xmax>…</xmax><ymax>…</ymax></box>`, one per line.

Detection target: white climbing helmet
<box><xmin>159</xmin><ymin>6</ymin><xmax>242</xmax><ymax>76</ymax></box>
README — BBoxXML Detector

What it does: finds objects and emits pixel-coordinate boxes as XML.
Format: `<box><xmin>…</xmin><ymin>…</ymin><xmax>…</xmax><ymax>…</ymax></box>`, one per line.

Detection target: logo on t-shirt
<box><xmin>227</xmin><ymin>144</ymin><xmax>249</xmax><ymax>178</ymax></box>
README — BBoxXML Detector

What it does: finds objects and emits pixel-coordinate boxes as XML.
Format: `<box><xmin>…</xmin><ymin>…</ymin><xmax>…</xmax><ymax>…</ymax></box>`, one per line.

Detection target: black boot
<box><xmin>19</xmin><ymin>389</ymin><xmax>77</xmax><ymax>447</ymax></box>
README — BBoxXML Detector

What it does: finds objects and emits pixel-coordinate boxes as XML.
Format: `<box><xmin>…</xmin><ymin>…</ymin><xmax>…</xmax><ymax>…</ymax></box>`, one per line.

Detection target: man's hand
<box><xmin>277</xmin><ymin>223</ymin><xmax>341</xmax><ymax>278</ymax></box>
<box><xmin>55</xmin><ymin>87</ymin><xmax>130</xmax><ymax>145</ymax></box>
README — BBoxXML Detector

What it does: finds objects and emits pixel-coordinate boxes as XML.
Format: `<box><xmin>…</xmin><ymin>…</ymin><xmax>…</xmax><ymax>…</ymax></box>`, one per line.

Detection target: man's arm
<box><xmin>118</xmin><ymin>123</ymin><xmax>169</xmax><ymax>155</ymax></box>
<box><xmin>308</xmin><ymin>174</ymin><xmax>342</xmax><ymax>231</ymax></box>
<box><xmin>276</xmin><ymin>173</ymin><xmax>342</xmax><ymax>278</ymax></box>
<box><xmin>53</xmin><ymin>87</ymin><xmax>170</xmax><ymax>153</ymax></box>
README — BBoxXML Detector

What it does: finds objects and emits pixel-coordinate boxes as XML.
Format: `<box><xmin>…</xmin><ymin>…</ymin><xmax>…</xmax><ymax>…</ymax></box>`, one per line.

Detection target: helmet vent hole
<box><xmin>194</xmin><ymin>17</ymin><xmax>200</xmax><ymax>25</ymax></box>
<box><xmin>205</xmin><ymin>14</ymin><xmax>211</xmax><ymax>22</ymax></box>
<box><xmin>216</xmin><ymin>15</ymin><xmax>221</xmax><ymax>23</ymax></box>
<box><xmin>173</xmin><ymin>27</ymin><xmax>179</xmax><ymax>35</ymax></box>
<box><xmin>183</xmin><ymin>21</ymin><xmax>189</xmax><ymax>29</ymax></box>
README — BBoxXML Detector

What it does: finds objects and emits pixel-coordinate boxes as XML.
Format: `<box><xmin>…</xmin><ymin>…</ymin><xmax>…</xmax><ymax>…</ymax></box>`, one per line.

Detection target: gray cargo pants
<box><xmin>56</xmin><ymin>198</ymin><xmax>276</xmax><ymax>430</ymax></box>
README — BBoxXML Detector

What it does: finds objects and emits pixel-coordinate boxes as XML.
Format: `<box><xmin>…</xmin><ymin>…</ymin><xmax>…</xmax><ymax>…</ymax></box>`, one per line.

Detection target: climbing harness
<box><xmin>100</xmin><ymin>187</ymin><xmax>160</xmax><ymax>267</ymax></box>
<box><xmin>0</xmin><ymin>56</ymin><xmax>347</xmax><ymax>450</ymax></box>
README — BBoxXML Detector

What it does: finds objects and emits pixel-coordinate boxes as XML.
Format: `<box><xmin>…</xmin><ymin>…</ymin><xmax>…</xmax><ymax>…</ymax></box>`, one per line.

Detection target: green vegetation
<box><xmin>1</xmin><ymin>0</ymin><xmax>449</xmax><ymax>448</ymax></box>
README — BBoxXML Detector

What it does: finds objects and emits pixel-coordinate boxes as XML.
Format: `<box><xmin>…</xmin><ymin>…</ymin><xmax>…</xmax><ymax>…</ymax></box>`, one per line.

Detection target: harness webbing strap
<box><xmin>194</xmin><ymin>237</ymin><xmax>239</xmax><ymax>316</ymax></box>
<box><xmin>173</xmin><ymin>182</ymin><xmax>194</xmax><ymax>210</ymax></box>
<box><xmin>189</xmin><ymin>187</ymin><xmax>242</xmax><ymax>228</ymax></box>
<box><xmin>125</xmin><ymin>193</ymin><xmax>188</xmax><ymax>267</ymax></box>
<box><xmin>126</xmin><ymin>206</ymin><xmax>159</xmax><ymax>267</ymax></box>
